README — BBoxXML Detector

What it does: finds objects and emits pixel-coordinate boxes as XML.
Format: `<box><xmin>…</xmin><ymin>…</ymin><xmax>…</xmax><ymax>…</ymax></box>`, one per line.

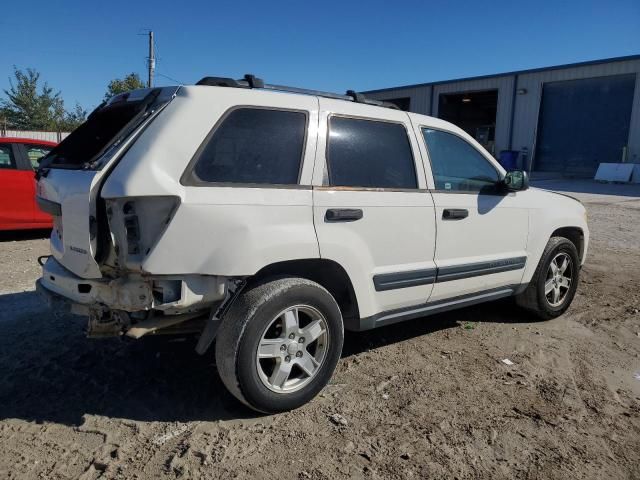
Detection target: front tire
<box><xmin>215</xmin><ymin>277</ymin><xmax>344</xmax><ymax>413</ymax></box>
<box><xmin>515</xmin><ymin>236</ymin><xmax>580</xmax><ymax>320</ymax></box>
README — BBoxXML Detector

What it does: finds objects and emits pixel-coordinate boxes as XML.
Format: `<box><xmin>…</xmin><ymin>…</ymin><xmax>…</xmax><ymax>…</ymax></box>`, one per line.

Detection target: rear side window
<box><xmin>191</xmin><ymin>108</ymin><xmax>307</xmax><ymax>185</ymax></box>
<box><xmin>0</xmin><ymin>145</ymin><xmax>15</xmax><ymax>169</ymax></box>
<box><xmin>326</xmin><ymin>117</ymin><xmax>417</xmax><ymax>189</ymax></box>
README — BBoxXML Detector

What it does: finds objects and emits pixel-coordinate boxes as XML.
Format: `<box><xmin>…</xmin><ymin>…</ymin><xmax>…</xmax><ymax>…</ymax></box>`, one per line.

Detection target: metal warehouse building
<box><xmin>363</xmin><ymin>55</ymin><xmax>640</xmax><ymax>177</ymax></box>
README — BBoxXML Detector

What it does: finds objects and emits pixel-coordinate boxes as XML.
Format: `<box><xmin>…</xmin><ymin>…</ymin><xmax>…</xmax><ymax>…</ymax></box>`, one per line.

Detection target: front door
<box><xmin>0</xmin><ymin>143</ymin><xmax>34</xmax><ymax>228</ymax></box>
<box><xmin>419</xmin><ymin>127</ymin><xmax>529</xmax><ymax>302</ymax></box>
<box><xmin>313</xmin><ymin>99</ymin><xmax>437</xmax><ymax>320</ymax></box>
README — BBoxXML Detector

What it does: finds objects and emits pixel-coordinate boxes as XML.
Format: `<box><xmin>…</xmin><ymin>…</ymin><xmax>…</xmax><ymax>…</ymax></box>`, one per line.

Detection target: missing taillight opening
<box><xmin>104</xmin><ymin>196</ymin><xmax>179</xmax><ymax>272</ymax></box>
<box><xmin>122</xmin><ymin>202</ymin><xmax>141</xmax><ymax>255</ymax></box>
<box><xmin>125</xmin><ymin>217</ymin><xmax>140</xmax><ymax>254</ymax></box>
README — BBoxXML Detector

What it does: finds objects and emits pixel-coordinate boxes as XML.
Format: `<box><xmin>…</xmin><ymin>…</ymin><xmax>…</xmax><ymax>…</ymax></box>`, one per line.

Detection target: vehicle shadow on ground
<box><xmin>0</xmin><ymin>291</ymin><xmax>536</xmax><ymax>426</ymax></box>
<box><xmin>0</xmin><ymin>291</ymin><xmax>254</xmax><ymax>426</ymax></box>
<box><xmin>342</xmin><ymin>298</ymin><xmax>538</xmax><ymax>358</ymax></box>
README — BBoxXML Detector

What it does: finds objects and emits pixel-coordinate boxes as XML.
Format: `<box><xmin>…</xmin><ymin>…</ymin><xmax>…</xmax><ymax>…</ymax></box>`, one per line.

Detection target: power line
<box><xmin>153</xmin><ymin>39</ymin><xmax>162</xmax><ymax>62</ymax></box>
<box><xmin>137</xmin><ymin>31</ymin><xmax>183</xmax><ymax>86</ymax></box>
<box><xmin>150</xmin><ymin>36</ymin><xmax>184</xmax><ymax>85</ymax></box>
<box><xmin>155</xmin><ymin>72</ymin><xmax>184</xmax><ymax>84</ymax></box>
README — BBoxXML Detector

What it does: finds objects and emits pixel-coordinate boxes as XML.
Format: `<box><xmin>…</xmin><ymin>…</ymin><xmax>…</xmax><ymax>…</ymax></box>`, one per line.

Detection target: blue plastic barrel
<box><xmin>499</xmin><ymin>150</ymin><xmax>519</xmax><ymax>171</ymax></box>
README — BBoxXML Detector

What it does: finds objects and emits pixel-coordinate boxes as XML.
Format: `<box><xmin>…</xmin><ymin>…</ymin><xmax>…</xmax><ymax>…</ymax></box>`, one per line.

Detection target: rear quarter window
<box><xmin>187</xmin><ymin>108</ymin><xmax>307</xmax><ymax>186</ymax></box>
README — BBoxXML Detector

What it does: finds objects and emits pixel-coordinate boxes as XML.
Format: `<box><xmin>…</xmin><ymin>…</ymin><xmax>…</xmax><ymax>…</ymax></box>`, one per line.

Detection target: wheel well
<box><xmin>552</xmin><ymin>227</ymin><xmax>585</xmax><ymax>261</ymax></box>
<box><xmin>252</xmin><ymin>259</ymin><xmax>360</xmax><ymax>321</ymax></box>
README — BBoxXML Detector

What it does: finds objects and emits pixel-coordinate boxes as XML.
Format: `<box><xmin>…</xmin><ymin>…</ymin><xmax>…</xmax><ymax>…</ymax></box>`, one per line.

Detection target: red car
<box><xmin>0</xmin><ymin>137</ymin><xmax>56</xmax><ymax>230</ymax></box>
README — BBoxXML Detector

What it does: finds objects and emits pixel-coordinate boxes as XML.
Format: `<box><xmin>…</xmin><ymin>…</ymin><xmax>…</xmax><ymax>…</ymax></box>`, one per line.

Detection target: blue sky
<box><xmin>1</xmin><ymin>0</ymin><xmax>639</xmax><ymax>111</ymax></box>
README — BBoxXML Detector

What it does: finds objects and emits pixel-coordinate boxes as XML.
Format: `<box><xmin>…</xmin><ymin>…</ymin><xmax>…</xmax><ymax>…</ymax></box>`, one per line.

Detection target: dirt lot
<box><xmin>1</xmin><ymin>184</ymin><xmax>639</xmax><ymax>480</ymax></box>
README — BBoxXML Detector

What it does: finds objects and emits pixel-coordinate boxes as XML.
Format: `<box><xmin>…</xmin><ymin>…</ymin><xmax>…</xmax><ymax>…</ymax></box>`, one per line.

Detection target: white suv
<box><xmin>36</xmin><ymin>75</ymin><xmax>588</xmax><ymax>412</ymax></box>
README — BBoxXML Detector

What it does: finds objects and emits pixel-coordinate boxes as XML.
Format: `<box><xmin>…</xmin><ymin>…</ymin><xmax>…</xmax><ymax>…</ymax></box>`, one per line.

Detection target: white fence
<box><xmin>1</xmin><ymin>129</ymin><xmax>70</xmax><ymax>143</ymax></box>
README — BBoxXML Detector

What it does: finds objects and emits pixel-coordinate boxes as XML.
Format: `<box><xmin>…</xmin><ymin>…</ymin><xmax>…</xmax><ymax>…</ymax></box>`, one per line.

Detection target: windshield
<box><xmin>40</xmin><ymin>87</ymin><xmax>176</xmax><ymax>170</ymax></box>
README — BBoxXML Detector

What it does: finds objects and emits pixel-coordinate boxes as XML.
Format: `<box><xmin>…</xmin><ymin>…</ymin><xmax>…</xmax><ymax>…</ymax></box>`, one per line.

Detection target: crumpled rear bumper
<box><xmin>37</xmin><ymin>257</ymin><xmax>228</xmax><ymax>314</ymax></box>
<box><xmin>38</xmin><ymin>257</ymin><xmax>153</xmax><ymax>311</ymax></box>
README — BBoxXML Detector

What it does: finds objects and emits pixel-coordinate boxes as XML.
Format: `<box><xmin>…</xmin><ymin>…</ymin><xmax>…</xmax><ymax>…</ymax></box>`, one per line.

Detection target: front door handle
<box><xmin>325</xmin><ymin>208</ymin><xmax>363</xmax><ymax>222</ymax></box>
<box><xmin>442</xmin><ymin>208</ymin><xmax>468</xmax><ymax>220</ymax></box>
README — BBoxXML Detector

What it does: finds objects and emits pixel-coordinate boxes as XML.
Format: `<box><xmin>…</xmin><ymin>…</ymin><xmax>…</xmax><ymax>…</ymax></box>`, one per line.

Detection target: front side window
<box><xmin>327</xmin><ymin>117</ymin><xmax>417</xmax><ymax>189</ymax></box>
<box><xmin>191</xmin><ymin>108</ymin><xmax>307</xmax><ymax>185</ymax></box>
<box><xmin>0</xmin><ymin>145</ymin><xmax>15</xmax><ymax>169</ymax></box>
<box><xmin>25</xmin><ymin>145</ymin><xmax>53</xmax><ymax>169</ymax></box>
<box><xmin>422</xmin><ymin>129</ymin><xmax>500</xmax><ymax>192</ymax></box>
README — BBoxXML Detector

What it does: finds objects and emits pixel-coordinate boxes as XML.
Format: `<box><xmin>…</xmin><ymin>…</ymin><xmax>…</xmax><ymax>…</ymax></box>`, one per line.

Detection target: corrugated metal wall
<box><xmin>512</xmin><ymin>58</ymin><xmax>640</xmax><ymax>166</ymax></box>
<box><xmin>365</xmin><ymin>57</ymin><xmax>640</xmax><ymax>169</ymax></box>
<box><xmin>1</xmin><ymin>130</ymin><xmax>69</xmax><ymax>142</ymax></box>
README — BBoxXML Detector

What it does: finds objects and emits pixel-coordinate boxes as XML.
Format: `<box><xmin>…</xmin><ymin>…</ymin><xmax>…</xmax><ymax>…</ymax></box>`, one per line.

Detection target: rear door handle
<box><xmin>442</xmin><ymin>208</ymin><xmax>468</xmax><ymax>220</ymax></box>
<box><xmin>325</xmin><ymin>208</ymin><xmax>363</xmax><ymax>222</ymax></box>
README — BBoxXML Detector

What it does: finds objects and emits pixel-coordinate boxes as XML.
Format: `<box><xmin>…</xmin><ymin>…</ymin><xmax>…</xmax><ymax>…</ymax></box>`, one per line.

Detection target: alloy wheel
<box><xmin>255</xmin><ymin>305</ymin><xmax>330</xmax><ymax>393</ymax></box>
<box><xmin>545</xmin><ymin>252</ymin><xmax>573</xmax><ymax>307</ymax></box>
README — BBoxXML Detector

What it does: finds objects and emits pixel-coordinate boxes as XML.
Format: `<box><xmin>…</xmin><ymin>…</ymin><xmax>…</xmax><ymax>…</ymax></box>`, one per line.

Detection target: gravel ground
<box><xmin>1</xmin><ymin>186</ymin><xmax>639</xmax><ymax>479</ymax></box>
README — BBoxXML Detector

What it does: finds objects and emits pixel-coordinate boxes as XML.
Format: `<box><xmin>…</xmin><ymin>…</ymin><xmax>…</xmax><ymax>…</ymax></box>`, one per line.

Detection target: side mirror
<box><xmin>503</xmin><ymin>170</ymin><xmax>529</xmax><ymax>191</ymax></box>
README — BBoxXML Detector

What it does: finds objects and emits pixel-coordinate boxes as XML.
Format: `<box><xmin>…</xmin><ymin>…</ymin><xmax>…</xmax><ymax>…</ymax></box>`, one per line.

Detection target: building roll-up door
<box><xmin>534</xmin><ymin>74</ymin><xmax>636</xmax><ymax>176</ymax></box>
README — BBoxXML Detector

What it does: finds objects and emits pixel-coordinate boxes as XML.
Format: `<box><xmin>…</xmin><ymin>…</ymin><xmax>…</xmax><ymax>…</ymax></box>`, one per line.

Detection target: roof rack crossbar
<box><xmin>195</xmin><ymin>74</ymin><xmax>400</xmax><ymax>110</ymax></box>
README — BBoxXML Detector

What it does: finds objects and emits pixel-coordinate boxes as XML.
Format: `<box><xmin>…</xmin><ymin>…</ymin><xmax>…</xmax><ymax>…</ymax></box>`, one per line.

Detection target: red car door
<box><xmin>20</xmin><ymin>143</ymin><xmax>55</xmax><ymax>225</ymax></box>
<box><xmin>0</xmin><ymin>143</ymin><xmax>35</xmax><ymax>229</ymax></box>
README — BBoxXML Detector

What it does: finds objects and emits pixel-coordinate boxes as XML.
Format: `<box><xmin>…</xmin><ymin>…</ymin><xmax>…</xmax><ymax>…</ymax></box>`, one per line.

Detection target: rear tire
<box><xmin>515</xmin><ymin>236</ymin><xmax>580</xmax><ymax>320</ymax></box>
<box><xmin>215</xmin><ymin>277</ymin><xmax>344</xmax><ymax>413</ymax></box>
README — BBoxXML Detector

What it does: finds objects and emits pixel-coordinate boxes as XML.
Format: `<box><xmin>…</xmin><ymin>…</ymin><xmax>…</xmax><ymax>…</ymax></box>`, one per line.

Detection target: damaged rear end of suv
<box><xmin>36</xmin><ymin>85</ymin><xmax>233</xmax><ymax>343</ymax></box>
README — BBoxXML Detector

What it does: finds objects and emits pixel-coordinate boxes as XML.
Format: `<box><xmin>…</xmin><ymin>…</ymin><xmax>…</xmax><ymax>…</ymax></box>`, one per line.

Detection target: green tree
<box><xmin>0</xmin><ymin>67</ymin><xmax>87</xmax><ymax>131</ymax></box>
<box><xmin>1</xmin><ymin>67</ymin><xmax>63</xmax><ymax>130</ymax></box>
<box><xmin>104</xmin><ymin>73</ymin><xmax>146</xmax><ymax>101</ymax></box>
<box><xmin>58</xmin><ymin>103</ymin><xmax>88</xmax><ymax>132</ymax></box>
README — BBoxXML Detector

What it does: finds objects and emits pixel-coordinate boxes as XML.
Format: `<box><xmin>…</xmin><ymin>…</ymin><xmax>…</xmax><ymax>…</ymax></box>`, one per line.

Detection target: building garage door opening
<box><xmin>534</xmin><ymin>74</ymin><xmax>636</xmax><ymax>177</ymax></box>
<box><xmin>438</xmin><ymin>90</ymin><xmax>498</xmax><ymax>155</ymax></box>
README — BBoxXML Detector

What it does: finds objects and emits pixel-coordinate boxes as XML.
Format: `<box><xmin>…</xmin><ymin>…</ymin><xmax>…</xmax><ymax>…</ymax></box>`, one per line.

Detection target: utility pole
<box><xmin>147</xmin><ymin>31</ymin><xmax>155</xmax><ymax>88</ymax></box>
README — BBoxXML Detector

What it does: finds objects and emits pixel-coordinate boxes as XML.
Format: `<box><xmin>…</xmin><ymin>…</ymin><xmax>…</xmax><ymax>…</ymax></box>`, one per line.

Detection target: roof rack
<box><xmin>196</xmin><ymin>74</ymin><xmax>400</xmax><ymax>110</ymax></box>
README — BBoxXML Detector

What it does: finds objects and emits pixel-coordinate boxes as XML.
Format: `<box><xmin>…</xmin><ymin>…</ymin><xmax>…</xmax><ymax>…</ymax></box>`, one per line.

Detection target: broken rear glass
<box><xmin>40</xmin><ymin>89</ymin><xmax>164</xmax><ymax>170</ymax></box>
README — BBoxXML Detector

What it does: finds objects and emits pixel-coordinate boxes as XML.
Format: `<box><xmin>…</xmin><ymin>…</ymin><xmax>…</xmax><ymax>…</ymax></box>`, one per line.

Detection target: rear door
<box><xmin>0</xmin><ymin>143</ymin><xmax>35</xmax><ymax>228</ymax></box>
<box><xmin>313</xmin><ymin>99</ymin><xmax>436</xmax><ymax>320</ymax></box>
<box><xmin>415</xmin><ymin>122</ymin><xmax>529</xmax><ymax>302</ymax></box>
